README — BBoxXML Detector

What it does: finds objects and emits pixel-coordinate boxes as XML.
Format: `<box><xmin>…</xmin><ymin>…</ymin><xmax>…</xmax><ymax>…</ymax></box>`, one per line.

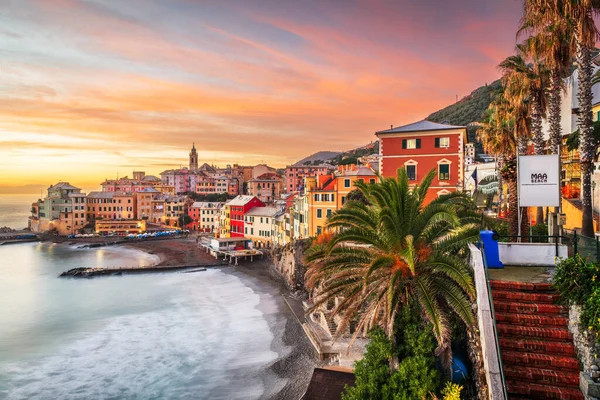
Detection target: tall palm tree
<box><xmin>521</xmin><ymin>0</ymin><xmax>600</xmax><ymax>236</ymax></box>
<box><xmin>500</xmin><ymin>50</ymin><xmax>550</xmax><ymax>226</ymax></box>
<box><xmin>478</xmin><ymin>91</ymin><xmax>520</xmax><ymax>236</ymax></box>
<box><xmin>304</xmin><ymin>169</ymin><xmax>478</xmax><ymax>367</ymax></box>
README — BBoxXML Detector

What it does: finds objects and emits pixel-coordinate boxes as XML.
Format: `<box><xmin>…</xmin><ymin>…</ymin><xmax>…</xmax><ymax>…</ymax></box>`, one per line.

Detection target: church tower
<box><xmin>189</xmin><ymin>143</ymin><xmax>198</xmax><ymax>170</ymax></box>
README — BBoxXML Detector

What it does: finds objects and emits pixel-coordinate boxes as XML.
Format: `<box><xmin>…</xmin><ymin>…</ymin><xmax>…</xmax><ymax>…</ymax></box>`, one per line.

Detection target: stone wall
<box><xmin>267</xmin><ymin>239</ymin><xmax>311</xmax><ymax>292</ymax></box>
<box><xmin>569</xmin><ymin>305</ymin><xmax>600</xmax><ymax>400</ymax></box>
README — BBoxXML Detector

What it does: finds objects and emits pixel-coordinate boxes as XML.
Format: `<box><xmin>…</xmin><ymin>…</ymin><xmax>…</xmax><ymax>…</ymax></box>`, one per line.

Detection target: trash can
<box><xmin>480</xmin><ymin>230</ymin><xmax>503</xmax><ymax>269</ymax></box>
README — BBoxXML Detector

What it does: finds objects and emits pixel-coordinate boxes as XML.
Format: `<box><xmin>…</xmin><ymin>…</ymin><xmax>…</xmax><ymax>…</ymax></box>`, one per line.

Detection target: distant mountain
<box><xmin>293</xmin><ymin>151</ymin><xmax>341</xmax><ymax>166</ymax></box>
<box><xmin>427</xmin><ymin>79</ymin><xmax>502</xmax><ymax>156</ymax></box>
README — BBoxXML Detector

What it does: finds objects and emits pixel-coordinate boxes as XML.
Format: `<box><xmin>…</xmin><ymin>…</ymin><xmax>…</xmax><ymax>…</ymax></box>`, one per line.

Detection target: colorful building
<box><xmin>244</xmin><ymin>206</ymin><xmax>278</xmax><ymax>247</ymax></box>
<box><xmin>101</xmin><ymin>171</ymin><xmax>161</xmax><ymax>193</ymax></box>
<box><xmin>188</xmin><ymin>202</ymin><xmax>224</xmax><ymax>232</ymax></box>
<box><xmin>227</xmin><ymin>195</ymin><xmax>265</xmax><ymax>237</ymax></box>
<box><xmin>376</xmin><ymin>120</ymin><xmax>466</xmax><ymax>204</ymax></box>
<box><xmin>95</xmin><ymin>220</ymin><xmax>146</xmax><ymax>235</ymax></box>
<box><xmin>305</xmin><ymin>165</ymin><xmax>378</xmax><ymax>237</ymax></box>
<box><xmin>247</xmin><ymin>173</ymin><xmax>283</xmax><ymax>204</ymax></box>
<box><xmin>30</xmin><ymin>182</ymin><xmax>87</xmax><ymax>235</ymax></box>
<box><xmin>285</xmin><ymin>164</ymin><xmax>333</xmax><ymax>193</ymax></box>
<box><xmin>86</xmin><ymin>192</ymin><xmax>136</xmax><ymax>221</ymax></box>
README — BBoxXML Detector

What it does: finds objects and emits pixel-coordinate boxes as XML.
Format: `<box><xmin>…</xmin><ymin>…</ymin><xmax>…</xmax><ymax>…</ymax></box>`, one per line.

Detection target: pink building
<box><xmin>285</xmin><ymin>165</ymin><xmax>333</xmax><ymax>193</ymax></box>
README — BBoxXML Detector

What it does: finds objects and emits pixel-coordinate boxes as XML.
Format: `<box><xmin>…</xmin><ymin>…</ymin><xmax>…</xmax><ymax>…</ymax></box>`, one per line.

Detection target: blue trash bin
<box><xmin>480</xmin><ymin>230</ymin><xmax>503</xmax><ymax>269</ymax></box>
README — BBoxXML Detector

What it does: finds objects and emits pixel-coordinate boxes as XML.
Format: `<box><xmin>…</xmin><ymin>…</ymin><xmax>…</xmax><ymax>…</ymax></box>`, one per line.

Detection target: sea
<box><xmin>0</xmin><ymin>194</ymin><xmax>37</xmax><ymax>230</ymax></box>
<box><xmin>0</xmin><ymin>195</ymin><xmax>297</xmax><ymax>399</ymax></box>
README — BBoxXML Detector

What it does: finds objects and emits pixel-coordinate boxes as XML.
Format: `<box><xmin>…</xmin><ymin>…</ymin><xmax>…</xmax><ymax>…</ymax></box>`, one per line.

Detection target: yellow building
<box><xmin>306</xmin><ymin>165</ymin><xmax>378</xmax><ymax>237</ymax></box>
<box><xmin>96</xmin><ymin>220</ymin><xmax>146</xmax><ymax>235</ymax></box>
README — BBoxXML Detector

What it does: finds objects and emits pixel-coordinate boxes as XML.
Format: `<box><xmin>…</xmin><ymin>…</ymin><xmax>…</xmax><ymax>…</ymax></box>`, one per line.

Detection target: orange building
<box><xmin>376</xmin><ymin>120</ymin><xmax>466</xmax><ymax>204</ymax></box>
<box><xmin>248</xmin><ymin>173</ymin><xmax>283</xmax><ymax>204</ymax></box>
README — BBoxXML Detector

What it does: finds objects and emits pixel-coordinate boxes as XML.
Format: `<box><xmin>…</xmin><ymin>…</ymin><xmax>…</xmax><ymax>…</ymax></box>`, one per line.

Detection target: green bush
<box><xmin>553</xmin><ymin>256</ymin><xmax>600</xmax><ymax>332</ymax></box>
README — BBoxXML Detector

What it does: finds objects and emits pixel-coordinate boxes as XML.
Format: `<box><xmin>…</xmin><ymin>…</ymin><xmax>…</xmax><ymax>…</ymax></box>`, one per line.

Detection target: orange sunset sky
<box><xmin>0</xmin><ymin>0</ymin><xmax>523</xmax><ymax>193</ymax></box>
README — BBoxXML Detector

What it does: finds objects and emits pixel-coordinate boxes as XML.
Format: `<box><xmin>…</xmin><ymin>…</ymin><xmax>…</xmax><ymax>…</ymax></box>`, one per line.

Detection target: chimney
<box><xmin>390</xmin><ymin>124</ymin><xmax>393</xmax><ymax>129</ymax></box>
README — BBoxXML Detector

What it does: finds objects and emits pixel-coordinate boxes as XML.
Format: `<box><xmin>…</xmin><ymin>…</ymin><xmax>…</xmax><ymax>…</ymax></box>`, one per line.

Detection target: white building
<box><xmin>244</xmin><ymin>206</ymin><xmax>278</xmax><ymax>248</ymax></box>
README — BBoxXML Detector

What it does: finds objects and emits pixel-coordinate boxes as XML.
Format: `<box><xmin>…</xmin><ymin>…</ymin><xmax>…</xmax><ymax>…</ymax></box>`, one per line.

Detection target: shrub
<box><xmin>553</xmin><ymin>255</ymin><xmax>599</xmax><ymax>305</ymax></box>
<box><xmin>582</xmin><ymin>287</ymin><xmax>600</xmax><ymax>333</ymax></box>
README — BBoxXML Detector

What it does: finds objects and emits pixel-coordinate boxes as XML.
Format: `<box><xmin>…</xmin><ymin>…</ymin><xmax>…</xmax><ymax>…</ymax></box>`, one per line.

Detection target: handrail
<box><xmin>480</xmin><ymin>243</ymin><xmax>508</xmax><ymax>400</ymax></box>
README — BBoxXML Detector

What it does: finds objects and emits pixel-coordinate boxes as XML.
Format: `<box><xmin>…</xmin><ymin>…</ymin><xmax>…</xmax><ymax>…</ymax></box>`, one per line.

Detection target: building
<box><xmin>227</xmin><ymin>195</ymin><xmax>265</xmax><ymax>237</ymax></box>
<box><xmin>160</xmin><ymin>168</ymin><xmax>204</xmax><ymax>194</ymax></box>
<box><xmin>189</xmin><ymin>143</ymin><xmax>198</xmax><ymax>170</ymax></box>
<box><xmin>305</xmin><ymin>165</ymin><xmax>378</xmax><ymax>237</ymax></box>
<box><xmin>30</xmin><ymin>182</ymin><xmax>87</xmax><ymax>235</ymax></box>
<box><xmin>95</xmin><ymin>220</ymin><xmax>146</xmax><ymax>235</ymax></box>
<box><xmin>376</xmin><ymin>120</ymin><xmax>466</xmax><ymax>204</ymax></box>
<box><xmin>252</xmin><ymin>164</ymin><xmax>277</xmax><ymax>179</ymax></box>
<box><xmin>188</xmin><ymin>202</ymin><xmax>223</xmax><ymax>232</ymax></box>
<box><xmin>247</xmin><ymin>173</ymin><xmax>283</xmax><ymax>204</ymax></box>
<box><xmin>293</xmin><ymin>194</ymin><xmax>309</xmax><ymax>240</ymax></box>
<box><xmin>164</xmin><ymin>196</ymin><xmax>186</xmax><ymax>227</ymax></box>
<box><xmin>244</xmin><ymin>206</ymin><xmax>278</xmax><ymax>247</ymax></box>
<box><xmin>285</xmin><ymin>164</ymin><xmax>333</xmax><ymax>193</ymax></box>
<box><xmin>465</xmin><ymin>143</ymin><xmax>475</xmax><ymax>166</ymax></box>
<box><xmin>136</xmin><ymin>187</ymin><xmax>161</xmax><ymax>221</ymax></box>
<box><xmin>101</xmin><ymin>171</ymin><xmax>161</xmax><ymax>193</ymax></box>
<box><xmin>86</xmin><ymin>191</ymin><xmax>136</xmax><ymax>221</ymax></box>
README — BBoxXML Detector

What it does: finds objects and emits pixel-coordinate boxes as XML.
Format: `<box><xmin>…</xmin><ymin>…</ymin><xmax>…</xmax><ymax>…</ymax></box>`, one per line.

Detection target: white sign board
<box><xmin>518</xmin><ymin>154</ymin><xmax>560</xmax><ymax>207</ymax></box>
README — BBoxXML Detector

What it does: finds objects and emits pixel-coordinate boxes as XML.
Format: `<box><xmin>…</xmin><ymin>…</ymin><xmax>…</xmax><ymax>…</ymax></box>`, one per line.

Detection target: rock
<box><xmin>592</xmin><ymin>364</ymin><xmax>599</xmax><ymax>371</ymax></box>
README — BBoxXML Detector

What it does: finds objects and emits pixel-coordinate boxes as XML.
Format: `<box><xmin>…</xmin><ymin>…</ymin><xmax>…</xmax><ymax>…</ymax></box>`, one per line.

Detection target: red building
<box><xmin>228</xmin><ymin>195</ymin><xmax>265</xmax><ymax>237</ymax></box>
<box><xmin>376</xmin><ymin>120</ymin><xmax>466</xmax><ymax>204</ymax></box>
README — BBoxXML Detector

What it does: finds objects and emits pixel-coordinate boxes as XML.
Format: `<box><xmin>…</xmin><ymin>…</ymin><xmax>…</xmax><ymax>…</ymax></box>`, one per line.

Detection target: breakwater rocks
<box><xmin>60</xmin><ymin>265</ymin><xmax>217</xmax><ymax>278</ymax></box>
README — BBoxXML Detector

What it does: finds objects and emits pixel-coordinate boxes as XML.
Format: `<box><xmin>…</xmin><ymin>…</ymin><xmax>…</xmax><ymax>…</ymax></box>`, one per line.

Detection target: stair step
<box><xmin>496</xmin><ymin>312</ymin><xmax>569</xmax><ymax>327</ymax></box>
<box><xmin>494</xmin><ymin>300</ymin><xmax>567</xmax><ymax>315</ymax></box>
<box><xmin>492</xmin><ymin>289</ymin><xmax>561</xmax><ymax>304</ymax></box>
<box><xmin>506</xmin><ymin>381</ymin><xmax>584</xmax><ymax>399</ymax></box>
<box><xmin>499</xmin><ymin>337</ymin><xmax>577</xmax><ymax>356</ymax></box>
<box><xmin>497</xmin><ymin>324</ymin><xmax>572</xmax><ymax>340</ymax></box>
<box><xmin>490</xmin><ymin>280</ymin><xmax>554</xmax><ymax>292</ymax></box>
<box><xmin>501</xmin><ymin>350</ymin><xmax>580</xmax><ymax>371</ymax></box>
<box><xmin>504</xmin><ymin>365</ymin><xmax>580</xmax><ymax>386</ymax></box>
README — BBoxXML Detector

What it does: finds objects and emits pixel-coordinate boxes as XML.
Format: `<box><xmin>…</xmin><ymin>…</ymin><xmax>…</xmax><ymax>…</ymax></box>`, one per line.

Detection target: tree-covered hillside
<box><xmin>427</xmin><ymin>79</ymin><xmax>501</xmax><ymax>156</ymax></box>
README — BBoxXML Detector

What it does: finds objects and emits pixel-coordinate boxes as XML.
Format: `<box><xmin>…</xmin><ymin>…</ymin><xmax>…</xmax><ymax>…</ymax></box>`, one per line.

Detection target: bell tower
<box><xmin>189</xmin><ymin>143</ymin><xmax>198</xmax><ymax>170</ymax></box>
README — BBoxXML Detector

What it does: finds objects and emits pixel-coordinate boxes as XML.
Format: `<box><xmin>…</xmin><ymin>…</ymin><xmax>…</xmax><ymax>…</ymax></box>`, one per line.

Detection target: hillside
<box><xmin>293</xmin><ymin>151</ymin><xmax>341</xmax><ymax>166</ymax></box>
<box><xmin>293</xmin><ymin>142</ymin><xmax>379</xmax><ymax>166</ymax></box>
<box><xmin>427</xmin><ymin>79</ymin><xmax>502</xmax><ymax>156</ymax></box>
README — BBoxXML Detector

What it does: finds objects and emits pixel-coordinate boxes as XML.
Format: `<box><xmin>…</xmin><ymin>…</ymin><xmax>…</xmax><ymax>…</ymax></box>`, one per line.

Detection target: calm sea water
<box><xmin>0</xmin><ymin>194</ymin><xmax>38</xmax><ymax>230</ymax></box>
<box><xmin>0</xmin><ymin>243</ymin><xmax>285</xmax><ymax>399</ymax></box>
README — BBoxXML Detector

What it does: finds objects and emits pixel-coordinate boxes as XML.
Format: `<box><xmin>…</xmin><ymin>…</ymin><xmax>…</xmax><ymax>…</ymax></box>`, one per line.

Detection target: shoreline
<box><xmin>50</xmin><ymin>237</ymin><xmax>319</xmax><ymax>399</ymax></box>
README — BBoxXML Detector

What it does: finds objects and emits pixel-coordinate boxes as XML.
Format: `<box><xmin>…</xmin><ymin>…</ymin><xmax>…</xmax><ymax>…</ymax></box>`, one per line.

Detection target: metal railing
<box><xmin>497</xmin><ymin>232</ymin><xmax>600</xmax><ymax>261</ymax></box>
<box><xmin>479</xmin><ymin>243</ymin><xmax>508</xmax><ymax>400</ymax></box>
<box><xmin>497</xmin><ymin>235</ymin><xmax>568</xmax><ymax>258</ymax></box>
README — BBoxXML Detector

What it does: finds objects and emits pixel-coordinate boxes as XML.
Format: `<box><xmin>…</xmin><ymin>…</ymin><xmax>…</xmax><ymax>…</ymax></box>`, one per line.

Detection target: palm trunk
<box><xmin>517</xmin><ymin>137</ymin><xmax>530</xmax><ymax>240</ymax></box>
<box><xmin>549</xmin><ymin>69</ymin><xmax>564</xmax><ymax>216</ymax></box>
<box><xmin>531</xmin><ymin>88</ymin><xmax>546</xmax><ymax>225</ymax></box>
<box><xmin>508</xmin><ymin>178</ymin><xmax>519</xmax><ymax>239</ymax></box>
<box><xmin>577</xmin><ymin>44</ymin><xmax>595</xmax><ymax>237</ymax></box>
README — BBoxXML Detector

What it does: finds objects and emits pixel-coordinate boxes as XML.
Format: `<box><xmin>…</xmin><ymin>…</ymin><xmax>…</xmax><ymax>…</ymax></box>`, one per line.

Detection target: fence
<box><xmin>498</xmin><ymin>231</ymin><xmax>600</xmax><ymax>261</ymax></box>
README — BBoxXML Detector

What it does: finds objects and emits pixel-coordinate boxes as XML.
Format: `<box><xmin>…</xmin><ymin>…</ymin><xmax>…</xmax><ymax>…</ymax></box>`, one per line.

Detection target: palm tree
<box><xmin>304</xmin><ymin>169</ymin><xmax>478</xmax><ymax>367</ymax></box>
<box><xmin>521</xmin><ymin>0</ymin><xmax>600</xmax><ymax>236</ymax></box>
<box><xmin>478</xmin><ymin>91</ymin><xmax>520</xmax><ymax>236</ymax></box>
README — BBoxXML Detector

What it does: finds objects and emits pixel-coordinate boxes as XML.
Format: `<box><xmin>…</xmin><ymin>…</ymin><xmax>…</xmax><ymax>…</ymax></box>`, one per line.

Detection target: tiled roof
<box><xmin>87</xmin><ymin>191</ymin><xmax>115</xmax><ymax>199</ymax></box>
<box><xmin>50</xmin><ymin>182</ymin><xmax>79</xmax><ymax>190</ymax></box>
<box><xmin>338</xmin><ymin>166</ymin><xmax>377</xmax><ymax>177</ymax></box>
<box><xmin>245</xmin><ymin>206</ymin><xmax>278</xmax><ymax>217</ymax></box>
<box><xmin>376</xmin><ymin>120</ymin><xmax>465</xmax><ymax>134</ymax></box>
<box><xmin>227</xmin><ymin>195</ymin><xmax>257</xmax><ymax>206</ymax></box>
<box><xmin>191</xmin><ymin>202</ymin><xmax>225</xmax><ymax>208</ymax></box>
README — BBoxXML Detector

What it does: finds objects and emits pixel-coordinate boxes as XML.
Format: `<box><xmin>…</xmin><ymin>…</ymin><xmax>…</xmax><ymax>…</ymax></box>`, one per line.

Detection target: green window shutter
<box><xmin>434</xmin><ymin>138</ymin><xmax>440</xmax><ymax>148</ymax></box>
<box><xmin>416</xmin><ymin>138</ymin><xmax>421</xmax><ymax>148</ymax></box>
<box><xmin>402</xmin><ymin>139</ymin><xmax>407</xmax><ymax>149</ymax></box>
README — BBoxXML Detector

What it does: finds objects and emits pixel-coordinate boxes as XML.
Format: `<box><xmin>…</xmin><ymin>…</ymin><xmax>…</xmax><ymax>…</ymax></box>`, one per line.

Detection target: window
<box><xmin>407</xmin><ymin>165</ymin><xmax>416</xmax><ymax>180</ymax></box>
<box><xmin>341</xmin><ymin>196</ymin><xmax>346</xmax><ymax>205</ymax></box>
<box><xmin>344</xmin><ymin>179</ymin><xmax>351</xmax><ymax>188</ymax></box>
<box><xmin>251</xmin><ymin>228</ymin><xmax>254</xmax><ymax>235</ymax></box>
<box><xmin>435</xmin><ymin>137</ymin><xmax>450</xmax><ymax>148</ymax></box>
<box><xmin>439</xmin><ymin>164</ymin><xmax>450</xmax><ymax>180</ymax></box>
<box><xmin>331</xmin><ymin>194</ymin><xmax>335</xmax><ymax>202</ymax></box>
<box><xmin>369</xmin><ymin>178</ymin><xmax>376</xmax><ymax>184</ymax></box>
<box><xmin>317</xmin><ymin>226</ymin><xmax>322</xmax><ymax>235</ymax></box>
<box><xmin>317</xmin><ymin>209</ymin><xmax>323</xmax><ymax>218</ymax></box>
<box><xmin>314</xmin><ymin>194</ymin><xmax>319</xmax><ymax>201</ymax></box>
<box><xmin>326</xmin><ymin>209</ymin><xmax>332</xmax><ymax>218</ymax></box>
<box><xmin>402</xmin><ymin>139</ymin><xmax>421</xmax><ymax>149</ymax></box>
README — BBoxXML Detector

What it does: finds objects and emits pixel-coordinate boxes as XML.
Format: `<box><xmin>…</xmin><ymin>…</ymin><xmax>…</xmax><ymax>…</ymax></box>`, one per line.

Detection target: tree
<box><xmin>305</xmin><ymin>168</ymin><xmax>478</xmax><ymax>367</ymax></box>
<box><xmin>478</xmin><ymin>91</ymin><xmax>520</xmax><ymax>236</ymax></box>
<box><xmin>521</xmin><ymin>0</ymin><xmax>600</xmax><ymax>236</ymax></box>
<box><xmin>178</xmin><ymin>214</ymin><xmax>192</xmax><ymax>228</ymax></box>
<box><xmin>345</xmin><ymin>188</ymin><xmax>370</xmax><ymax>205</ymax></box>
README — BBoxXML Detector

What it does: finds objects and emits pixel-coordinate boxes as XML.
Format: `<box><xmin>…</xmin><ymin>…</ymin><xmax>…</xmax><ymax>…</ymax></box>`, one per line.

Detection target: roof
<box><xmin>87</xmin><ymin>191</ymin><xmax>115</xmax><ymax>199</ymax></box>
<box><xmin>375</xmin><ymin>120</ymin><xmax>465</xmax><ymax>135</ymax></box>
<box><xmin>142</xmin><ymin>175</ymin><xmax>160</xmax><ymax>182</ymax></box>
<box><xmin>338</xmin><ymin>166</ymin><xmax>377</xmax><ymax>177</ymax></box>
<box><xmin>301</xmin><ymin>368</ymin><xmax>355</xmax><ymax>400</ymax></box>
<box><xmin>139</xmin><ymin>187</ymin><xmax>160</xmax><ymax>193</ymax></box>
<box><xmin>227</xmin><ymin>195</ymin><xmax>258</xmax><ymax>206</ymax></box>
<box><xmin>245</xmin><ymin>206</ymin><xmax>278</xmax><ymax>217</ymax></box>
<box><xmin>50</xmin><ymin>182</ymin><xmax>79</xmax><ymax>190</ymax></box>
<box><xmin>250</xmin><ymin>173</ymin><xmax>282</xmax><ymax>182</ymax></box>
<box><xmin>212</xmin><ymin>237</ymin><xmax>251</xmax><ymax>243</ymax></box>
<box><xmin>191</xmin><ymin>202</ymin><xmax>224</xmax><ymax>209</ymax></box>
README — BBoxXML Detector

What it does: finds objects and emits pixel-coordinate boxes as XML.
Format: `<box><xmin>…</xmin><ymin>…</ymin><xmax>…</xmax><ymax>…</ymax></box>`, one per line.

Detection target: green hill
<box><xmin>427</xmin><ymin>79</ymin><xmax>501</xmax><ymax>156</ymax></box>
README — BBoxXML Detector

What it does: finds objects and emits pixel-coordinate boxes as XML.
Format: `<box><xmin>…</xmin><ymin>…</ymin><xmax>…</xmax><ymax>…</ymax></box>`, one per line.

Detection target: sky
<box><xmin>0</xmin><ymin>0</ymin><xmax>523</xmax><ymax>193</ymax></box>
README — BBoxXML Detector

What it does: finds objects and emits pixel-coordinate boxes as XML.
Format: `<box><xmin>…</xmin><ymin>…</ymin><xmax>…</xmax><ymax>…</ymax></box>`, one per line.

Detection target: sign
<box><xmin>518</xmin><ymin>154</ymin><xmax>560</xmax><ymax>207</ymax></box>
<box><xmin>559</xmin><ymin>213</ymin><xmax>567</xmax><ymax>226</ymax></box>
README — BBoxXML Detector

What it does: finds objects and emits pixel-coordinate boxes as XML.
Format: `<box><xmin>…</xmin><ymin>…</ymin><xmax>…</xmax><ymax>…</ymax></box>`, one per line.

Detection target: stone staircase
<box><xmin>490</xmin><ymin>280</ymin><xmax>584</xmax><ymax>400</ymax></box>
